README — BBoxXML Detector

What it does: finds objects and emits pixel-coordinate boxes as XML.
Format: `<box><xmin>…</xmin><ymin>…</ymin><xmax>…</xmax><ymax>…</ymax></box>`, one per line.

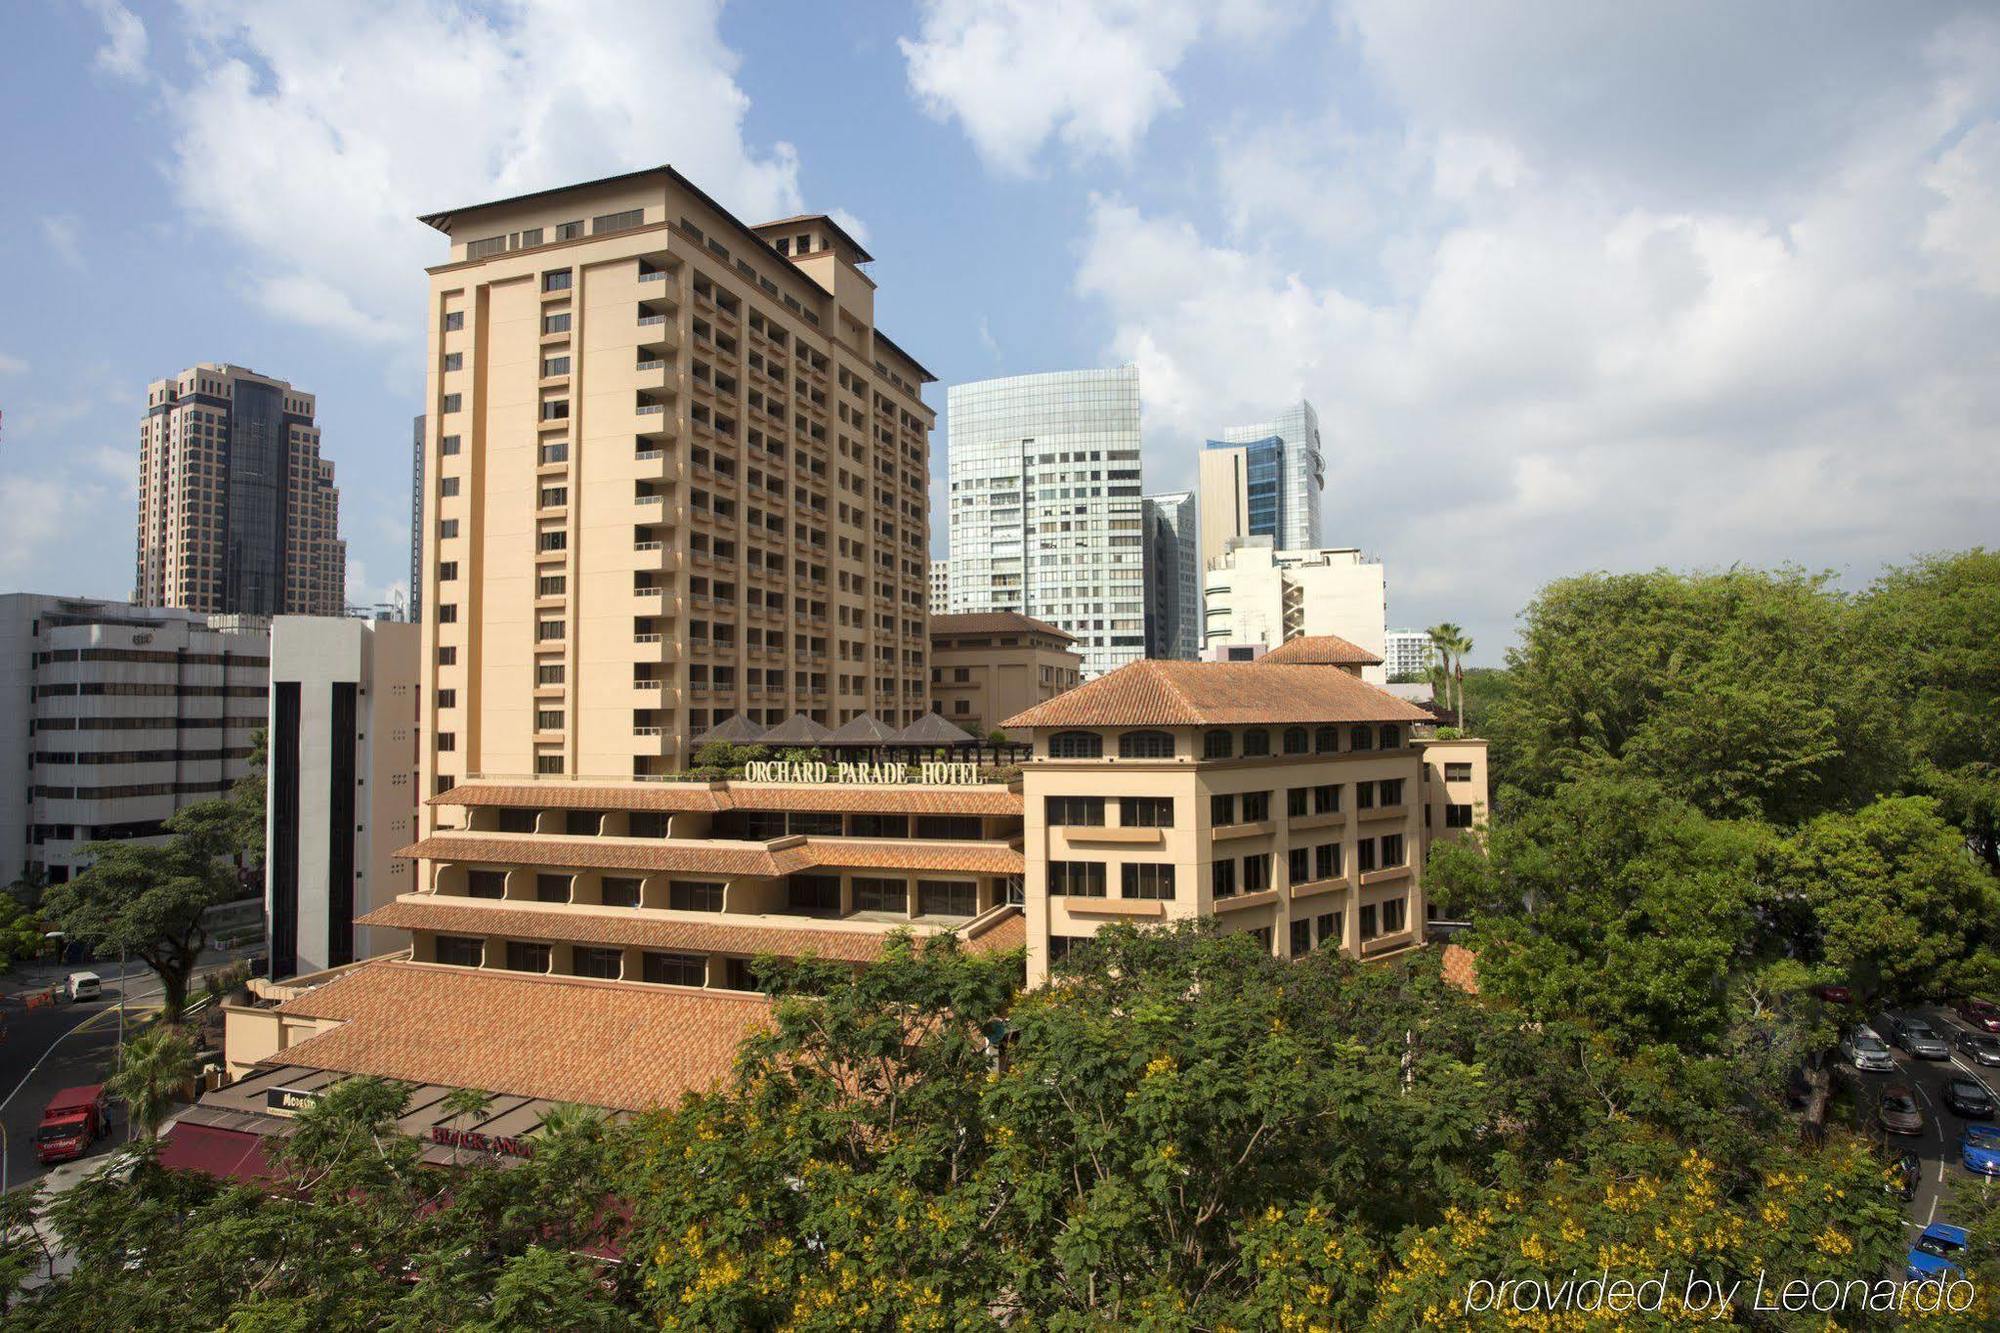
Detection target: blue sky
<box><xmin>3</xmin><ymin>1</ymin><xmax>1996</xmax><ymax>662</ymax></box>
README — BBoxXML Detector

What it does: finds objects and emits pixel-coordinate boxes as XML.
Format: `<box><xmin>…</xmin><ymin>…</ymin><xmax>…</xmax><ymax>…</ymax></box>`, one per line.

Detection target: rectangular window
<box><xmin>543</xmin><ymin>270</ymin><xmax>572</xmax><ymax>292</ymax></box>
<box><xmin>669</xmin><ymin>880</ymin><xmax>725</xmax><ymax>911</ymax></box>
<box><xmin>852</xmin><ymin>877</ymin><xmax>907</xmax><ymax>913</ymax></box>
<box><xmin>1243</xmin><ymin>853</ymin><xmax>1272</xmax><ymax>893</ymax></box>
<box><xmin>1120</xmin><ymin>863</ymin><xmax>1175</xmax><ymax>900</ymax></box>
<box><xmin>571</xmin><ymin>946</ymin><xmax>622</xmax><ymax>979</ymax></box>
<box><xmin>505</xmin><ymin>941</ymin><xmax>551</xmax><ymax>973</ymax></box>
<box><xmin>1315</xmin><ymin>842</ymin><xmax>1340</xmax><ymax>880</ymax></box>
<box><xmin>1379</xmin><ymin>779</ymin><xmax>1404</xmax><ymax>806</ymax></box>
<box><xmin>536</xmin><ymin>619</ymin><xmax>565</xmax><ymax>642</ymax></box>
<box><xmin>1383</xmin><ymin>897</ymin><xmax>1407</xmax><ymax>934</ymax></box>
<box><xmin>1316</xmin><ymin>911</ymin><xmax>1340</xmax><ymax>947</ymax></box>
<box><xmin>1044</xmin><ymin>795</ymin><xmax>1105</xmax><ymax>827</ymax></box>
<box><xmin>1349</xmin><ymin>725</ymin><xmax>1374</xmax><ymax>752</ymax></box>
<box><xmin>1286</xmin><ymin>788</ymin><xmax>1307</xmax><ymax>818</ymax></box>
<box><xmin>540</xmin><ymin>486</ymin><xmax>568</xmax><ymax>508</ymax></box>
<box><xmin>441</xmin><ymin>393</ymin><xmax>461</xmax><ymax>412</ymax></box>
<box><xmin>1356</xmin><ymin>781</ymin><xmax>1375</xmax><ymax>810</ymax></box>
<box><xmin>440</xmin><ymin>434</ymin><xmax>461</xmax><ymax>455</ymax></box>
<box><xmin>1211</xmin><ymin>859</ymin><xmax>1236</xmax><ymax>898</ymax></box>
<box><xmin>536</xmin><ymin>873</ymin><xmax>570</xmax><ymax>903</ymax></box>
<box><xmin>540</xmin><ymin>400</ymin><xmax>570</xmax><ymax>421</ymax></box>
<box><xmin>643</xmin><ymin>951</ymin><xmax>705</xmax><ymax>986</ymax></box>
<box><xmin>437</xmin><ymin>646</ymin><xmax>457</xmax><ymax>666</ymax></box>
<box><xmin>601</xmin><ymin>876</ymin><xmax>642</xmax><ymax>908</ymax></box>
<box><xmin>439</xmin><ymin>561</ymin><xmax>458</xmax><ymax>581</ymax></box>
<box><xmin>555</xmin><ymin>219</ymin><xmax>584</xmax><ymax>241</ymax></box>
<box><xmin>443</xmin><ymin>352</ymin><xmax>463</xmax><ymax>372</ymax></box>
<box><xmin>465</xmin><ymin>236</ymin><xmax>507</xmax><ymax>259</ymax></box>
<box><xmin>537</xmin><ymin>574</ymin><xmax>566</xmax><ymax>596</ymax></box>
<box><xmin>1446</xmin><ymin>803</ymin><xmax>1475</xmax><ymax>828</ymax></box>
<box><xmin>1380</xmin><ymin>834</ymin><xmax>1405</xmax><ymax>868</ymax></box>
<box><xmin>1241</xmin><ymin>791</ymin><xmax>1270</xmax><ymax>823</ymax></box>
<box><xmin>443</xmin><ymin>311</ymin><xmax>465</xmax><ymax>331</ymax></box>
<box><xmin>1048</xmin><ymin>861</ymin><xmax>1107</xmax><ymax>898</ymax></box>
<box><xmin>1119</xmin><ymin>796</ymin><xmax>1173</xmax><ymax>828</ymax></box>
<box><xmin>1290</xmin><ymin>919</ymin><xmax>1312</xmax><ymax>958</ymax></box>
<box><xmin>1445</xmin><ymin>762</ymin><xmax>1474</xmax><ymax>783</ymax></box>
<box><xmin>439</xmin><ymin>476</ymin><xmax>460</xmax><ymax>497</ymax></box>
<box><xmin>539</xmin><ymin>442</ymin><xmax>569</xmax><ymax>464</ymax></box>
<box><xmin>917</xmin><ymin>880</ymin><xmax>977</xmax><ymax>917</ymax></box>
<box><xmin>536</xmin><ymin>664</ymin><xmax>565</xmax><ymax>685</ymax></box>
<box><xmin>438</xmin><ymin>604</ymin><xmax>457</xmax><ymax>624</ymax></box>
<box><xmin>542</xmin><ymin>312</ymin><xmax>571</xmax><ymax>334</ymax></box>
<box><xmin>436</xmin><ymin>689</ymin><xmax>457</xmax><ymax>709</ymax></box>
<box><xmin>535</xmin><ymin>754</ymin><xmax>563</xmax><ymax>774</ymax></box>
<box><xmin>438</xmin><ymin>518</ymin><xmax>459</xmax><ymax>539</ymax></box>
<box><xmin>542</xmin><ymin>356</ymin><xmax>570</xmax><ymax>377</ymax></box>
<box><xmin>533</xmin><ymin>707</ymin><xmax>561</xmax><ymax>729</ymax></box>
<box><xmin>593</xmin><ymin>208</ymin><xmax>644</xmax><ymax>234</ymax></box>
<box><xmin>434</xmin><ymin>935</ymin><xmax>482</xmax><ymax>967</ymax></box>
<box><xmin>1210</xmin><ymin>793</ymin><xmax>1236</xmax><ymax>826</ymax></box>
<box><xmin>436</xmin><ymin>732</ymin><xmax>456</xmax><ymax>752</ymax></box>
<box><xmin>1360</xmin><ymin>904</ymin><xmax>1379</xmax><ymax>940</ymax></box>
<box><xmin>498</xmin><ymin>809</ymin><xmax>536</xmax><ymax>833</ymax></box>
<box><xmin>1288</xmin><ymin>847</ymin><xmax>1309</xmax><ymax>884</ymax></box>
<box><xmin>539</xmin><ymin>531</ymin><xmax>567</xmax><ymax>551</ymax></box>
<box><xmin>1313</xmin><ymin>784</ymin><xmax>1339</xmax><ymax>814</ymax></box>
<box><xmin>466</xmin><ymin>870</ymin><xmax>505</xmax><ymax>899</ymax></box>
<box><xmin>1358</xmin><ymin>839</ymin><xmax>1377</xmax><ymax>873</ymax></box>
<box><xmin>787</xmin><ymin>875</ymin><xmax>840</xmax><ymax>914</ymax></box>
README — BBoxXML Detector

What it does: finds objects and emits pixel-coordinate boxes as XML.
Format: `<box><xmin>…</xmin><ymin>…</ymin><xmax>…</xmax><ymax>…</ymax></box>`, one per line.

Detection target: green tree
<box><xmin>1427</xmin><ymin>621</ymin><xmax>1470</xmax><ymax>727</ymax></box>
<box><xmin>1773</xmin><ymin>795</ymin><xmax>2000</xmax><ymax>1004</ymax></box>
<box><xmin>0</xmin><ymin>891</ymin><xmax>46</xmax><ymax>973</ymax></box>
<box><xmin>41</xmin><ymin>800</ymin><xmax>245</xmax><ymax>1021</ymax></box>
<box><xmin>109</xmin><ymin>1023</ymin><xmax>198</xmax><ymax>1140</ymax></box>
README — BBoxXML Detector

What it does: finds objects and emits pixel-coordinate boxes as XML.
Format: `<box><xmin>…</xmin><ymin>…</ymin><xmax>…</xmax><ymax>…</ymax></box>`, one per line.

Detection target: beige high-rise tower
<box><xmin>416</xmin><ymin>166</ymin><xmax>935</xmax><ymax>797</ymax></box>
<box><xmin>137</xmin><ymin>363</ymin><xmax>345</xmax><ymax>617</ymax></box>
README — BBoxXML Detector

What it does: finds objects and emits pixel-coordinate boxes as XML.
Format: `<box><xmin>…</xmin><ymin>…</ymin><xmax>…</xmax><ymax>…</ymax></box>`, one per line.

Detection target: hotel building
<box><xmin>1196</xmin><ymin>400</ymin><xmax>1325</xmax><ymax>572</ymax></box>
<box><xmin>944</xmin><ymin>367</ymin><xmax>1147</xmax><ymax>678</ymax></box>
<box><xmin>929</xmin><ymin>611</ymin><xmax>1082</xmax><ymax>736</ymax></box>
<box><xmin>137</xmin><ymin>363</ymin><xmax>345</xmax><ymax>618</ymax></box>
<box><xmin>416</xmin><ymin>166</ymin><xmax>935</xmax><ymax>787</ymax></box>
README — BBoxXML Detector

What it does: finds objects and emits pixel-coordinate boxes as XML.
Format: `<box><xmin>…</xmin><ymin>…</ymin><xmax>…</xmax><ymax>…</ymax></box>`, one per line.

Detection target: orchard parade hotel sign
<box><xmin>741</xmin><ymin>759</ymin><xmax>984</xmax><ymax>786</ymax></box>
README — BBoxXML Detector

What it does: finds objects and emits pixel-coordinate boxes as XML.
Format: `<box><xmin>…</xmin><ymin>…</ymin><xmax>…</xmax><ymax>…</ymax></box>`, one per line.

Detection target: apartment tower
<box><xmin>137</xmin><ymin>363</ymin><xmax>345</xmax><ymax>617</ymax></box>
<box><xmin>1196</xmin><ymin>400</ymin><xmax>1325</xmax><ymax>572</ymax></box>
<box><xmin>945</xmin><ymin>367</ymin><xmax>1146</xmax><ymax>679</ymax></box>
<box><xmin>416</xmin><ymin>167</ymin><xmax>935</xmax><ymax>794</ymax></box>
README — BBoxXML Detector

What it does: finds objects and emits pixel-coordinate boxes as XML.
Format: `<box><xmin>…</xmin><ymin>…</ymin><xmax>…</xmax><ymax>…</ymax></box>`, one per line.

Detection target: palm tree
<box><xmin>1426</xmin><ymin>623</ymin><xmax>1462</xmax><ymax>723</ymax></box>
<box><xmin>1448</xmin><ymin>631</ymin><xmax>1474</xmax><ymax>729</ymax></box>
<box><xmin>110</xmin><ymin>1023</ymin><xmax>198</xmax><ymax>1141</ymax></box>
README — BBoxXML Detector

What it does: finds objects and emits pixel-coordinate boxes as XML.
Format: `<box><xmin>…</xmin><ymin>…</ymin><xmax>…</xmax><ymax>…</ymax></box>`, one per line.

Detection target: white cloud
<box><xmin>40</xmin><ymin>215</ymin><xmax>84</xmax><ymax>268</ymax></box>
<box><xmin>0</xmin><ymin>352</ymin><xmax>26</xmax><ymax>375</ymax></box>
<box><xmin>85</xmin><ymin>0</ymin><xmax>149</xmax><ymax>81</ymax></box>
<box><xmin>163</xmin><ymin>0</ymin><xmax>803</xmax><ymax>349</ymax></box>
<box><xmin>828</xmin><ymin>207</ymin><xmax>871</xmax><ymax>248</ymax></box>
<box><xmin>900</xmin><ymin>0</ymin><xmax>1292</xmax><ymax>174</ymax></box>
<box><xmin>1077</xmin><ymin>6</ymin><xmax>2000</xmax><ymax>651</ymax></box>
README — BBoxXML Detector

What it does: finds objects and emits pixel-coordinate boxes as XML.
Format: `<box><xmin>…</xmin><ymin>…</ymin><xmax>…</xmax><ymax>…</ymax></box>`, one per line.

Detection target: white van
<box><xmin>64</xmin><ymin>972</ymin><xmax>102</xmax><ymax>1002</ymax></box>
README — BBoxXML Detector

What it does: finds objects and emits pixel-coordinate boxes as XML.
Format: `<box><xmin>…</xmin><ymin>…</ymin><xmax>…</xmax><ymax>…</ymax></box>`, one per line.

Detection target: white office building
<box><xmin>929</xmin><ymin>559</ymin><xmax>950</xmax><ymax>615</ymax></box>
<box><xmin>946</xmin><ymin>368</ymin><xmax>1147</xmax><ymax>678</ymax></box>
<box><xmin>1197</xmin><ymin>400</ymin><xmax>1326</xmax><ymax>571</ymax></box>
<box><xmin>265</xmin><ymin>616</ymin><xmax>421</xmax><ymax>979</ymax></box>
<box><xmin>1142</xmin><ymin>491</ymin><xmax>1200</xmax><ymax>661</ymax></box>
<box><xmin>1385</xmin><ymin>629</ymin><xmax>1435</xmax><ymax>680</ymax></box>
<box><xmin>1201</xmin><ymin>540</ymin><xmax>1388</xmax><ymax>684</ymax></box>
<box><xmin>0</xmin><ymin>594</ymin><xmax>268</xmax><ymax>886</ymax></box>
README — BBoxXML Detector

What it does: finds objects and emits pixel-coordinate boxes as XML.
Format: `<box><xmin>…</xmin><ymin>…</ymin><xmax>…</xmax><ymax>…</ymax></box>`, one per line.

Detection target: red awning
<box><xmin>158</xmin><ymin>1122</ymin><xmax>277</xmax><ymax>1184</ymax></box>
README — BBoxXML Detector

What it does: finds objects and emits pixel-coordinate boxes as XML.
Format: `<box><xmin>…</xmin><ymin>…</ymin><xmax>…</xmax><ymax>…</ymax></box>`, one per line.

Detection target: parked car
<box><xmin>1906</xmin><ymin>1223</ymin><xmax>1968</xmax><ymax>1281</ymax></box>
<box><xmin>34</xmin><ymin>1085</ymin><xmax>110</xmax><ymax>1164</ymax></box>
<box><xmin>1955</xmin><ymin>998</ymin><xmax>2000</xmax><ymax>1033</ymax></box>
<box><xmin>1879</xmin><ymin>1083</ymin><xmax>1926</xmax><ymax>1136</ymax></box>
<box><xmin>1958</xmin><ymin>1031</ymin><xmax>2000</xmax><ymax>1067</ymax></box>
<box><xmin>1812</xmin><ymin>982</ymin><xmax>1854</xmax><ymax>1005</ymax></box>
<box><xmin>1959</xmin><ymin>1124</ymin><xmax>2000</xmax><ymax>1176</ymax></box>
<box><xmin>1887</xmin><ymin>1014</ymin><xmax>1950</xmax><ymax>1060</ymax></box>
<box><xmin>1945</xmin><ymin>1077</ymin><xmax>1996</xmax><ymax>1119</ymax></box>
<box><xmin>63</xmin><ymin>971</ymin><xmax>102</xmax><ymax>1002</ymax></box>
<box><xmin>1842</xmin><ymin>1025</ymin><xmax>1895</xmax><ymax>1072</ymax></box>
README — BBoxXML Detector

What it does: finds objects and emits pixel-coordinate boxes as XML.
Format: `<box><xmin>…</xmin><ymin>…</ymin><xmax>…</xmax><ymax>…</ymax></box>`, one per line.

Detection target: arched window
<box><xmin>1242</xmin><ymin>729</ymin><xmax>1271</xmax><ymax>757</ymax></box>
<box><xmin>1050</xmin><ymin>731</ymin><xmax>1103</xmax><ymax>759</ymax></box>
<box><xmin>1282</xmin><ymin>727</ymin><xmax>1309</xmax><ymax>755</ymax></box>
<box><xmin>1348</xmin><ymin>724</ymin><xmax>1374</xmax><ymax>752</ymax></box>
<box><xmin>1118</xmin><ymin>730</ymin><xmax>1175</xmax><ymax>759</ymax></box>
<box><xmin>1315</xmin><ymin>726</ymin><xmax>1339</xmax><ymax>754</ymax></box>
<box><xmin>1203</xmin><ymin>730</ymin><xmax>1234</xmax><ymax>760</ymax></box>
<box><xmin>1378</xmin><ymin>724</ymin><xmax>1401</xmax><ymax>749</ymax></box>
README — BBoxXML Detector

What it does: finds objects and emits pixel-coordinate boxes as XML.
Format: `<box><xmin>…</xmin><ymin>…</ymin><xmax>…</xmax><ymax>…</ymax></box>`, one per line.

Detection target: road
<box><xmin>0</xmin><ymin>949</ymin><xmax>252</xmax><ymax>1195</ymax></box>
<box><xmin>1835</xmin><ymin>1004</ymin><xmax>2000</xmax><ymax>1237</ymax></box>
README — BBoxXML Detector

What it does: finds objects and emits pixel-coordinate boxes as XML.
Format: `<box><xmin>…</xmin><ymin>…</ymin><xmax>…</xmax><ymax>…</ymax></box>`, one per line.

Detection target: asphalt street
<box><xmin>1837</xmin><ymin>1004</ymin><xmax>2000</xmax><ymax>1238</ymax></box>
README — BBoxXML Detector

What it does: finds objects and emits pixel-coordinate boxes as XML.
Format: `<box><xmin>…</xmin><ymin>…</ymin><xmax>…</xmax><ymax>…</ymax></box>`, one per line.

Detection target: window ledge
<box><xmin>1058</xmin><ymin>897</ymin><xmax>1166</xmax><ymax>918</ymax></box>
<box><xmin>1212</xmin><ymin>819</ymin><xmax>1276</xmax><ymax>842</ymax></box>
<box><xmin>1213</xmin><ymin>888</ymin><xmax>1279</xmax><ymax>913</ymax></box>
<box><xmin>1060</xmin><ymin>826</ymin><xmax>1165</xmax><ymax>845</ymax></box>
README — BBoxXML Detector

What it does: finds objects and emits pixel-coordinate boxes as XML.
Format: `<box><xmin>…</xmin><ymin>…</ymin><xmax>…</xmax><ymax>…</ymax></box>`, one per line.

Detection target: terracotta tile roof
<box><xmin>355</xmin><ymin>899</ymin><xmax>900</xmax><ymax>964</ymax></box>
<box><xmin>1001</xmin><ymin>660</ymin><xmax>1433</xmax><ymax>729</ymax></box>
<box><xmin>1441</xmin><ymin>943</ymin><xmax>1480</xmax><ymax>996</ymax></box>
<box><xmin>962</xmin><ymin>906</ymin><xmax>1026</xmax><ymax>955</ymax></box>
<box><xmin>431</xmin><ymin>782</ymin><xmax>1022</xmax><ymax>817</ymax></box>
<box><xmin>395</xmin><ymin>833</ymin><xmax>1025</xmax><ymax>877</ymax></box>
<box><xmin>272</xmin><ymin>960</ymin><xmax>770</xmax><ymax>1111</ymax></box>
<box><xmin>1258</xmin><ymin>634</ymin><xmax>1384</xmax><ymax>667</ymax></box>
<box><xmin>930</xmin><ymin>611</ymin><xmax>1077</xmax><ymax>643</ymax></box>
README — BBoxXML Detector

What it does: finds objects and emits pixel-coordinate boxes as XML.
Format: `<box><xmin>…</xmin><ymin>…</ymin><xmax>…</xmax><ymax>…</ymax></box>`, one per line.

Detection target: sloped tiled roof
<box><xmin>693</xmin><ymin>713</ymin><xmax>768</xmax><ymax>744</ymax></box>
<box><xmin>930</xmin><ymin>611</ymin><xmax>1077</xmax><ymax>643</ymax></box>
<box><xmin>892</xmin><ymin>713</ymin><xmax>977</xmax><ymax>745</ymax></box>
<box><xmin>273</xmin><ymin>960</ymin><xmax>770</xmax><ymax>1111</ymax></box>
<box><xmin>1001</xmin><ymin>660</ymin><xmax>1432</xmax><ymax>729</ymax></box>
<box><xmin>431</xmin><ymin>783</ymin><xmax>1022</xmax><ymax>816</ymax></box>
<box><xmin>1258</xmin><ymin>634</ymin><xmax>1384</xmax><ymax>667</ymax></box>
<box><xmin>396</xmin><ymin>833</ymin><xmax>1025</xmax><ymax>877</ymax></box>
<box><xmin>825</xmin><ymin>713</ymin><xmax>900</xmax><ymax>745</ymax></box>
<box><xmin>356</xmin><ymin>900</ymin><xmax>900</xmax><ymax>963</ymax></box>
<box><xmin>760</xmin><ymin>713</ymin><xmax>834</xmax><ymax>747</ymax></box>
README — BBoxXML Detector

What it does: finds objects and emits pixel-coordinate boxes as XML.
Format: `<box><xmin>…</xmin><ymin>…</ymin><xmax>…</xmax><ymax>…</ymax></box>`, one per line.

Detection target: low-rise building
<box><xmin>1419</xmin><ymin>735</ymin><xmax>1489</xmax><ymax>846</ymax></box>
<box><xmin>1201</xmin><ymin>539</ymin><xmax>1387</xmax><ymax>683</ymax></box>
<box><xmin>0</xmin><ymin>594</ymin><xmax>268</xmax><ymax>886</ymax></box>
<box><xmin>928</xmin><ymin>612</ymin><xmax>1081</xmax><ymax>737</ymax></box>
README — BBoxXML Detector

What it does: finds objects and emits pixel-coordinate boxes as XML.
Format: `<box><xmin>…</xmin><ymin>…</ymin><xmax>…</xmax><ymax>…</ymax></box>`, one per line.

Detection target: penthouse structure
<box><xmin>416</xmin><ymin>166</ymin><xmax>935</xmax><ymax>788</ymax></box>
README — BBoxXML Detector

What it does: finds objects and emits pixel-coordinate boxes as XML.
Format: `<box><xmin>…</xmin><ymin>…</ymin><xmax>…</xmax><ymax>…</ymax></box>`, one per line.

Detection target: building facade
<box><xmin>137</xmin><ymin>363</ymin><xmax>344</xmax><ymax>618</ymax></box>
<box><xmin>1419</xmin><ymin>736</ymin><xmax>1489</xmax><ymax>848</ymax></box>
<box><xmin>410</xmin><ymin>414</ymin><xmax>426</xmax><ymax>625</ymax></box>
<box><xmin>1196</xmin><ymin>400</ymin><xmax>1325</xmax><ymax>572</ymax></box>
<box><xmin>266</xmin><ymin>617</ymin><xmax>422</xmax><ymax>979</ymax></box>
<box><xmin>1202</xmin><ymin>541</ymin><xmax>1388</xmax><ymax>683</ymax></box>
<box><xmin>1141</xmin><ymin>491</ymin><xmax>1199</xmax><ymax>661</ymax></box>
<box><xmin>929</xmin><ymin>559</ymin><xmax>950</xmax><ymax>614</ymax></box>
<box><xmin>0</xmin><ymin>594</ymin><xmax>267</xmax><ymax>885</ymax></box>
<box><xmin>945</xmin><ymin>367</ymin><xmax>1146</xmax><ymax>679</ymax></box>
<box><xmin>1384</xmin><ymin>628</ymin><xmax>1434</xmax><ymax>680</ymax></box>
<box><xmin>929</xmin><ymin>612</ymin><xmax>1081</xmax><ymax>735</ymax></box>
<box><xmin>417</xmin><ymin>166</ymin><xmax>935</xmax><ymax>788</ymax></box>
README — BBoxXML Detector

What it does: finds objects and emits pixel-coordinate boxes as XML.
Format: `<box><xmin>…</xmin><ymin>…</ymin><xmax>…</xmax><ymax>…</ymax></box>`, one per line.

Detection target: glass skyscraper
<box><xmin>946</xmin><ymin>367</ymin><xmax>1146</xmax><ymax>679</ymax></box>
<box><xmin>1196</xmin><ymin>399</ymin><xmax>1326</xmax><ymax>571</ymax></box>
<box><xmin>1142</xmin><ymin>490</ymin><xmax>1199</xmax><ymax>661</ymax></box>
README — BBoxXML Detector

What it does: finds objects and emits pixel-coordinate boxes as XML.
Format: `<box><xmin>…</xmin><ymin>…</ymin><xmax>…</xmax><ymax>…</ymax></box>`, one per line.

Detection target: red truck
<box><xmin>35</xmin><ymin>1084</ymin><xmax>110</xmax><ymax>1165</ymax></box>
